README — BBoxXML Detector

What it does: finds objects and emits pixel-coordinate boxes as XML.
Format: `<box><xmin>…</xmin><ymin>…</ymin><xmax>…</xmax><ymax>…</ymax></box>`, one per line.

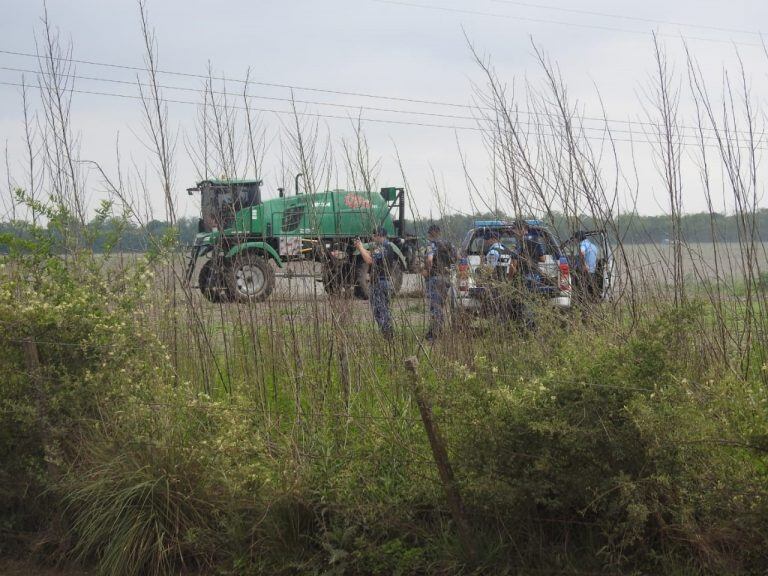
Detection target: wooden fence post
<box><xmin>22</xmin><ymin>337</ymin><xmax>57</xmax><ymax>478</ymax></box>
<box><xmin>404</xmin><ymin>356</ymin><xmax>475</xmax><ymax>560</ymax></box>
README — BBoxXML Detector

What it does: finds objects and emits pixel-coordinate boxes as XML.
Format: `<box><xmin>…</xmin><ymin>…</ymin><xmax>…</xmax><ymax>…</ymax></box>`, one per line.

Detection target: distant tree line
<box><xmin>409</xmin><ymin>210</ymin><xmax>768</xmax><ymax>246</ymax></box>
<box><xmin>1</xmin><ymin>210</ymin><xmax>766</xmax><ymax>253</ymax></box>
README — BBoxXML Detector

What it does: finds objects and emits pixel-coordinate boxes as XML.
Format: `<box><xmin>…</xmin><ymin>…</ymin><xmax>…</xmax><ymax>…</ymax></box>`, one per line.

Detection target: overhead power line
<box><xmin>0</xmin><ymin>50</ymin><xmax>762</xmax><ymax>140</ymax></box>
<box><xmin>371</xmin><ymin>0</ymin><xmax>764</xmax><ymax>48</ymax></box>
<box><xmin>0</xmin><ymin>79</ymin><xmax>475</xmax><ymax>131</ymax></box>
<box><xmin>487</xmin><ymin>0</ymin><xmax>762</xmax><ymax>37</ymax></box>
<box><xmin>2</xmin><ymin>64</ymin><xmax>759</xmax><ymax>142</ymax></box>
<box><xmin>0</xmin><ymin>65</ymin><xmax>481</xmax><ymax>123</ymax></box>
<box><xmin>0</xmin><ymin>48</ymin><xmax>476</xmax><ymax>111</ymax></box>
<box><xmin>1</xmin><ymin>79</ymin><xmax>765</xmax><ymax>151</ymax></box>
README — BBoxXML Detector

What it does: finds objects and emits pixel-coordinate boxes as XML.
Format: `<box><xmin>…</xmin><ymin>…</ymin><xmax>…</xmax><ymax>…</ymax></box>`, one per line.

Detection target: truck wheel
<box><xmin>390</xmin><ymin>262</ymin><xmax>404</xmax><ymax>294</ymax></box>
<box><xmin>322</xmin><ymin>263</ymin><xmax>348</xmax><ymax>295</ymax></box>
<box><xmin>322</xmin><ymin>265</ymin><xmax>340</xmax><ymax>295</ymax></box>
<box><xmin>227</xmin><ymin>252</ymin><xmax>275</xmax><ymax>303</ymax></box>
<box><xmin>354</xmin><ymin>259</ymin><xmax>371</xmax><ymax>300</ymax></box>
<box><xmin>354</xmin><ymin>260</ymin><xmax>403</xmax><ymax>299</ymax></box>
<box><xmin>198</xmin><ymin>259</ymin><xmax>231</xmax><ymax>303</ymax></box>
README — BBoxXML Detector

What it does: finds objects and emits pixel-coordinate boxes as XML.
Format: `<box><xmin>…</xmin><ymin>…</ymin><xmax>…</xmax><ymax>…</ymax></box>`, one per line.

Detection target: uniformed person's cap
<box><xmin>483</xmin><ymin>229</ymin><xmax>500</xmax><ymax>240</ymax></box>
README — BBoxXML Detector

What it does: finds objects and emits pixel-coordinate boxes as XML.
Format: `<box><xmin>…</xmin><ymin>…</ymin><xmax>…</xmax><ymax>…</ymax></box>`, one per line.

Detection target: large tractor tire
<box><xmin>321</xmin><ymin>265</ymin><xmax>342</xmax><ymax>295</ymax></box>
<box><xmin>322</xmin><ymin>262</ymin><xmax>354</xmax><ymax>296</ymax></box>
<box><xmin>353</xmin><ymin>259</ymin><xmax>403</xmax><ymax>300</ymax></box>
<box><xmin>227</xmin><ymin>252</ymin><xmax>275</xmax><ymax>303</ymax></box>
<box><xmin>198</xmin><ymin>259</ymin><xmax>232</xmax><ymax>303</ymax></box>
<box><xmin>390</xmin><ymin>261</ymin><xmax>404</xmax><ymax>293</ymax></box>
<box><xmin>354</xmin><ymin>260</ymin><xmax>371</xmax><ymax>300</ymax></box>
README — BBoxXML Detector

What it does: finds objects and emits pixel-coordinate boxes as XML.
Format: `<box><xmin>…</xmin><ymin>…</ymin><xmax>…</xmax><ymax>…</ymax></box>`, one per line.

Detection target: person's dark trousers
<box><xmin>574</xmin><ymin>270</ymin><xmax>598</xmax><ymax>304</ymax></box>
<box><xmin>370</xmin><ymin>279</ymin><xmax>394</xmax><ymax>338</ymax></box>
<box><xmin>425</xmin><ymin>275</ymin><xmax>449</xmax><ymax>340</ymax></box>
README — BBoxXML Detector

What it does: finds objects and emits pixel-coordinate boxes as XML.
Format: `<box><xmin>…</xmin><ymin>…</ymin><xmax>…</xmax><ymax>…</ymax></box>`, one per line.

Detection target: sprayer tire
<box><xmin>198</xmin><ymin>259</ymin><xmax>232</xmax><ymax>303</ymax></box>
<box><xmin>227</xmin><ymin>252</ymin><xmax>275</xmax><ymax>303</ymax></box>
<box><xmin>354</xmin><ymin>259</ymin><xmax>403</xmax><ymax>300</ymax></box>
<box><xmin>354</xmin><ymin>259</ymin><xmax>371</xmax><ymax>300</ymax></box>
<box><xmin>390</xmin><ymin>262</ymin><xmax>404</xmax><ymax>294</ymax></box>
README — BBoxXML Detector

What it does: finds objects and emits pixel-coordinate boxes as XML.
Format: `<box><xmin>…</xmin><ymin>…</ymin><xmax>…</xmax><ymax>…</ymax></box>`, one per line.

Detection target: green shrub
<box><xmin>64</xmin><ymin>443</ymin><xmax>220</xmax><ymax>576</ymax></box>
<box><xmin>0</xmin><ymin>209</ymin><xmax>168</xmax><ymax>557</ymax></box>
<box><xmin>448</xmin><ymin>306</ymin><xmax>768</xmax><ymax>573</ymax></box>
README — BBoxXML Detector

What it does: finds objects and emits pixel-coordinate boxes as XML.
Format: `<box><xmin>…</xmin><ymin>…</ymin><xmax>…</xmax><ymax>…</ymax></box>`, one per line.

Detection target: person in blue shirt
<box><xmin>575</xmin><ymin>231</ymin><xmax>600</xmax><ymax>300</ymax></box>
<box><xmin>577</xmin><ymin>232</ymin><xmax>599</xmax><ymax>274</ymax></box>
<box><xmin>356</xmin><ymin>227</ymin><xmax>396</xmax><ymax>339</ymax></box>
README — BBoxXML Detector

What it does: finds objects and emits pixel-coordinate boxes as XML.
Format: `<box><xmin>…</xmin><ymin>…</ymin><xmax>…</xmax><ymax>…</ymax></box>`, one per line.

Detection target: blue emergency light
<box><xmin>473</xmin><ymin>220</ymin><xmax>507</xmax><ymax>228</ymax></box>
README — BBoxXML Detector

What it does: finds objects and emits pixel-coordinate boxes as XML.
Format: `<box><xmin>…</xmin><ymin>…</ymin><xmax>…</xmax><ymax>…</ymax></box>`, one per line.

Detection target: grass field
<box><xmin>2</xmin><ymin>233</ymin><xmax>768</xmax><ymax>576</ymax></box>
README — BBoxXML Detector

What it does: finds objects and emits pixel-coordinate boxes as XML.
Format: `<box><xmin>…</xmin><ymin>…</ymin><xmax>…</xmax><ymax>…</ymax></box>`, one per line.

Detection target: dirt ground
<box><xmin>0</xmin><ymin>559</ymin><xmax>91</xmax><ymax>576</ymax></box>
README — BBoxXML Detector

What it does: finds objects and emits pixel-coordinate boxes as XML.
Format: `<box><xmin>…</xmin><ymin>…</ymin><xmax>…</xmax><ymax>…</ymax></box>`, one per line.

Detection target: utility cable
<box><xmin>371</xmin><ymin>0</ymin><xmax>764</xmax><ymax>48</ymax></box>
<box><xmin>486</xmin><ymin>0</ymin><xmax>762</xmax><ymax>38</ymax></box>
<box><xmin>1</xmin><ymin>79</ymin><xmax>764</xmax><ymax>151</ymax></box>
<box><xmin>1</xmin><ymin>48</ymin><xmax>763</xmax><ymax>139</ymax></box>
<box><xmin>3</xmin><ymin>64</ymin><xmax>756</xmax><ymax>142</ymax></box>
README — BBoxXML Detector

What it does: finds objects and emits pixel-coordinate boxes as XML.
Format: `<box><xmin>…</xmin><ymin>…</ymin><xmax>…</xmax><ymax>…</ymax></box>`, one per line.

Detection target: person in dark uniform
<box><xmin>356</xmin><ymin>227</ymin><xmax>396</xmax><ymax>339</ymax></box>
<box><xmin>477</xmin><ymin>230</ymin><xmax>515</xmax><ymax>319</ymax></box>
<box><xmin>510</xmin><ymin>221</ymin><xmax>543</xmax><ymax>330</ymax></box>
<box><xmin>422</xmin><ymin>224</ymin><xmax>455</xmax><ymax>342</ymax></box>
<box><xmin>511</xmin><ymin>221</ymin><xmax>543</xmax><ymax>282</ymax></box>
<box><xmin>484</xmin><ymin>230</ymin><xmax>512</xmax><ymax>278</ymax></box>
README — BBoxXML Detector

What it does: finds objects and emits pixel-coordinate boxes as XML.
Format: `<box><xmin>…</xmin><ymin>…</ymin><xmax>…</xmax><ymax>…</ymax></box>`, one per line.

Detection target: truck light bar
<box><xmin>473</xmin><ymin>220</ymin><xmax>507</xmax><ymax>228</ymax></box>
<box><xmin>473</xmin><ymin>219</ymin><xmax>547</xmax><ymax>229</ymax></box>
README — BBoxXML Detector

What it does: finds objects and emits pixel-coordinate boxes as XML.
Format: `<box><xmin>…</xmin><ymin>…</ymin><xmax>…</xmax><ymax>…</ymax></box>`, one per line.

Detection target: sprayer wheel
<box><xmin>227</xmin><ymin>252</ymin><xmax>275</xmax><ymax>303</ymax></box>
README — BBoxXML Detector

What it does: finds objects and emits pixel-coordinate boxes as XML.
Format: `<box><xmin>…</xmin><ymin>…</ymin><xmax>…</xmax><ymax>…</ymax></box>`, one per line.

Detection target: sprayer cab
<box><xmin>187</xmin><ymin>179</ymin><xmax>263</xmax><ymax>233</ymax></box>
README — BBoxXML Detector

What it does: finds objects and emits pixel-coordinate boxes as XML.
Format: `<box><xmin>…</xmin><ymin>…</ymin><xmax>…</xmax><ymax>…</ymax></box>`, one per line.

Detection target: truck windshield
<box><xmin>465</xmin><ymin>229</ymin><xmax>519</xmax><ymax>256</ymax></box>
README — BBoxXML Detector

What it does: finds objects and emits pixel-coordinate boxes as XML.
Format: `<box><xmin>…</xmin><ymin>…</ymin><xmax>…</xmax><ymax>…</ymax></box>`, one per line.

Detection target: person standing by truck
<box><xmin>477</xmin><ymin>230</ymin><xmax>516</xmax><ymax>320</ymax></box>
<box><xmin>356</xmin><ymin>227</ymin><xmax>396</xmax><ymax>340</ymax></box>
<box><xmin>422</xmin><ymin>224</ymin><xmax>455</xmax><ymax>342</ymax></box>
<box><xmin>511</xmin><ymin>221</ymin><xmax>544</xmax><ymax>282</ymax></box>
<box><xmin>575</xmin><ymin>231</ymin><xmax>600</xmax><ymax>301</ymax></box>
<box><xmin>484</xmin><ymin>230</ymin><xmax>513</xmax><ymax>278</ymax></box>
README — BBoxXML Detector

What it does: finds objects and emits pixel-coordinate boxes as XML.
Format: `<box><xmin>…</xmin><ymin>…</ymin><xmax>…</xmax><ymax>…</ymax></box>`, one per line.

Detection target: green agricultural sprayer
<box><xmin>184</xmin><ymin>178</ymin><xmax>419</xmax><ymax>303</ymax></box>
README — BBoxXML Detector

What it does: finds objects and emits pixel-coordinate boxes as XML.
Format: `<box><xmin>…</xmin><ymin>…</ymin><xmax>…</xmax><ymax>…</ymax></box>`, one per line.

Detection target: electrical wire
<box><xmin>0</xmin><ymin>48</ymin><xmax>478</xmax><ymax>110</ymax></box>
<box><xmin>371</xmin><ymin>0</ymin><xmax>764</xmax><ymax>48</ymax></box>
<box><xmin>1</xmin><ymin>79</ymin><xmax>764</xmax><ymax>151</ymax></box>
<box><xmin>2</xmin><ymin>64</ymin><xmax>763</xmax><ymax>143</ymax></box>
<box><xmin>486</xmin><ymin>0</ymin><xmax>763</xmax><ymax>38</ymax></box>
<box><xmin>1</xmin><ymin>47</ymin><xmax>763</xmax><ymax>141</ymax></box>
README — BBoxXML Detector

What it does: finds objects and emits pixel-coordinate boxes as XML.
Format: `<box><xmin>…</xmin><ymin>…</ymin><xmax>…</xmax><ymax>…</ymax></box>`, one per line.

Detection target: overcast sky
<box><xmin>1</xmin><ymin>0</ymin><xmax>767</xmax><ymax>221</ymax></box>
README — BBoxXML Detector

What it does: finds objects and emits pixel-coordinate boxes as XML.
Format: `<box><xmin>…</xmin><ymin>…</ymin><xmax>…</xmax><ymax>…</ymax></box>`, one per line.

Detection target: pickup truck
<box><xmin>451</xmin><ymin>220</ymin><xmax>615</xmax><ymax>320</ymax></box>
<box><xmin>451</xmin><ymin>220</ymin><xmax>573</xmax><ymax>315</ymax></box>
